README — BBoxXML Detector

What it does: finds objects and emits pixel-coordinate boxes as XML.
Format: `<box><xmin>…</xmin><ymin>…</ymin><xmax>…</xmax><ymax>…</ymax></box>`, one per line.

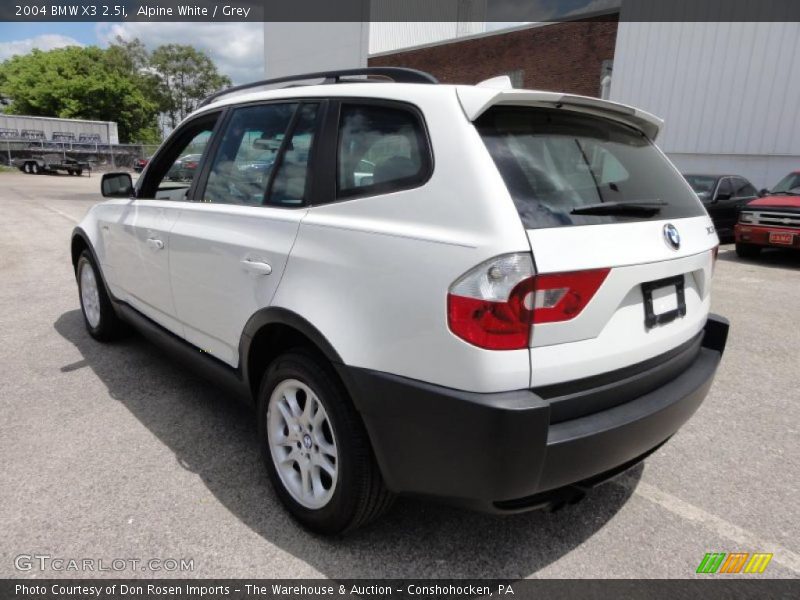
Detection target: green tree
<box><xmin>0</xmin><ymin>45</ymin><xmax>160</xmax><ymax>143</ymax></box>
<box><xmin>149</xmin><ymin>44</ymin><xmax>231</xmax><ymax>129</ymax></box>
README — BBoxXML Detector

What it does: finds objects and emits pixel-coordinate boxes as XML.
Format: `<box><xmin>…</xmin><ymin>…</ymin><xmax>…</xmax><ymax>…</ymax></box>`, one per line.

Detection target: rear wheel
<box><xmin>736</xmin><ymin>243</ymin><xmax>761</xmax><ymax>258</ymax></box>
<box><xmin>75</xmin><ymin>169</ymin><xmax>83</xmax><ymax>176</ymax></box>
<box><xmin>23</xmin><ymin>162</ymin><xmax>31</xmax><ymax>174</ymax></box>
<box><xmin>76</xmin><ymin>251</ymin><xmax>125</xmax><ymax>341</ymax></box>
<box><xmin>258</xmin><ymin>350</ymin><xmax>393</xmax><ymax>534</ymax></box>
<box><xmin>30</xmin><ymin>162</ymin><xmax>40</xmax><ymax>174</ymax></box>
<box><xmin>67</xmin><ymin>170</ymin><xmax>75</xmax><ymax>176</ymax></box>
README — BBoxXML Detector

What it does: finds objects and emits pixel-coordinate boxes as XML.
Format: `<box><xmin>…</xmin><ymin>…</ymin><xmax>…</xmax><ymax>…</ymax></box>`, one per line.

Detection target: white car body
<box><xmin>72</xmin><ymin>71</ymin><xmax>729</xmax><ymax>527</ymax></box>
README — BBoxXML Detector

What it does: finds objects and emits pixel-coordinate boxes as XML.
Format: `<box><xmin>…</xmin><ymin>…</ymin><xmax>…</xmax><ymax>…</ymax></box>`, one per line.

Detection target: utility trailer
<box><xmin>14</xmin><ymin>154</ymin><xmax>90</xmax><ymax>176</ymax></box>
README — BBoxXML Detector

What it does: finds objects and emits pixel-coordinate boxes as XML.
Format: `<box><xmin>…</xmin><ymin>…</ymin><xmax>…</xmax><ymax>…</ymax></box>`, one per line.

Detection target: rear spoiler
<box><xmin>456</xmin><ymin>87</ymin><xmax>663</xmax><ymax>141</ymax></box>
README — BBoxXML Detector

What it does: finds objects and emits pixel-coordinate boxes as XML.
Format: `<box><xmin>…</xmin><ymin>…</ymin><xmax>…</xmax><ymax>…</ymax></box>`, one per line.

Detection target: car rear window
<box><xmin>475</xmin><ymin>107</ymin><xmax>705</xmax><ymax>229</ymax></box>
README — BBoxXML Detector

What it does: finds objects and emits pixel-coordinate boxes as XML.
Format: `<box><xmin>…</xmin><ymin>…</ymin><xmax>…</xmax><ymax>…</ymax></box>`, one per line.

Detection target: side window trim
<box><xmin>136</xmin><ymin>109</ymin><xmax>225</xmax><ymax>200</ymax></box>
<box><xmin>329</xmin><ymin>97</ymin><xmax>434</xmax><ymax>204</ymax></box>
<box><xmin>306</xmin><ymin>99</ymin><xmax>336</xmax><ymax>206</ymax></box>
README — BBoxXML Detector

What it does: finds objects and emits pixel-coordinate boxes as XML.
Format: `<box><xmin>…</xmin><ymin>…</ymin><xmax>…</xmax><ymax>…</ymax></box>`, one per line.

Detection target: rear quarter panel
<box><xmin>271</xmin><ymin>88</ymin><xmax>533</xmax><ymax>393</ymax></box>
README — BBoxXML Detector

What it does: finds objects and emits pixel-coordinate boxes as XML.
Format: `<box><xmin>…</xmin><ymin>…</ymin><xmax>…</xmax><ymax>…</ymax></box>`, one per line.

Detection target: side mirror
<box><xmin>758</xmin><ymin>188</ymin><xmax>769</xmax><ymax>197</ymax></box>
<box><xmin>101</xmin><ymin>172</ymin><xmax>133</xmax><ymax>198</ymax></box>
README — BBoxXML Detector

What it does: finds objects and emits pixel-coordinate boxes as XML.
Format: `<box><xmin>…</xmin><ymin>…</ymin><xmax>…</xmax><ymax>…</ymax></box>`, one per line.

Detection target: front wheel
<box><xmin>76</xmin><ymin>251</ymin><xmax>125</xmax><ymax>341</ymax></box>
<box><xmin>23</xmin><ymin>162</ymin><xmax>31</xmax><ymax>174</ymax></box>
<box><xmin>736</xmin><ymin>243</ymin><xmax>761</xmax><ymax>258</ymax></box>
<box><xmin>258</xmin><ymin>351</ymin><xmax>393</xmax><ymax>534</ymax></box>
<box><xmin>30</xmin><ymin>162</ymin><xmax>39</xmax><ymax>174</ymax></box>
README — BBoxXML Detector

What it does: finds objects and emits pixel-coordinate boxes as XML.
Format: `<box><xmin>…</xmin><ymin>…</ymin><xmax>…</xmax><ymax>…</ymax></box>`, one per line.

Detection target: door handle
<box><xmin>241</xmin><ymin>258</ymin><xmax>272</xmax><ymax>275</ymax></box>
<box><xmin>146</xmin><ymin>237</ymin><xmax>164</xmax><ymax>250</ymax></box>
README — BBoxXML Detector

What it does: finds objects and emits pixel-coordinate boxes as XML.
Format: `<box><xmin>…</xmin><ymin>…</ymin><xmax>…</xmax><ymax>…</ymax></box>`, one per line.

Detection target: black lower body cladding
<box><xmin>337</xmin><ymin>314</ymin><xmax>729</xmax><ymax>512</ymax></box>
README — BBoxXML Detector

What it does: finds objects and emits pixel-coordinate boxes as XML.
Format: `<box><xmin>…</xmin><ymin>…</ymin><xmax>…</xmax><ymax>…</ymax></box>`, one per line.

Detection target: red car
<box><xmin>734</xmin><ymin>170</ymin><xmax>800</xmax><ymax>257</ymax></box>
<box><xmin>133</xmin><ymin>157</ymin><xmax>149</xmax><ymax>173</ymax></box>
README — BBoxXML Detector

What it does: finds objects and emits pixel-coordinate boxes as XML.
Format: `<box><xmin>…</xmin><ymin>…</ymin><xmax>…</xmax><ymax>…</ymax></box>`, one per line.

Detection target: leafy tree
<box><xmin>106</xmin><ymin>36</ymin><xmax>150</xmax><ymax>73</ymax></box>
<box><xmin>149</xmin><ymin>44</ymin><xmax>231</xmax><ymax>129</ymax></box>
<box><xmin>0</xmin><ymin>39</ymin><xmax>233</xmax><ymax>142</ymax></box>
<box><xmin>0</xmin><ymin>45</ymin><xmax>160</xmax><ymax>143</ymax></box>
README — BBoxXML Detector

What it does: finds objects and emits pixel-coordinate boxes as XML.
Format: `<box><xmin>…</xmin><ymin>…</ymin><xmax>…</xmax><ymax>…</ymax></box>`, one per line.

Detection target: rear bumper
<box><xmin>735</xmin><ymin>224</ymin><xmax>800</xmax><ymax>248</ymax></box>
<box><xmin>338</xmin><ymin>314</ymin><xmax>729</xmax><ymax>512</ymax></box>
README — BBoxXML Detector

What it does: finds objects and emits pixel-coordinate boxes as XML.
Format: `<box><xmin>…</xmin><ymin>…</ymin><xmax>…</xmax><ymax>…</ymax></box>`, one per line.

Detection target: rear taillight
<box><xmin>447</xmin><ymin>254</ymin><xmax>535</xmax><ymax>350</ymax></box>
<box><xmin>531</xmin><ymin>268</ymin><xmax>610</xmax><ymax>324</ymax></box>
<box><xmin>447</xmin><ymin>253</ymin><xmax>609</xmax><ymax>350</ymax></box>
<box><xmin>185</xmin><ymin>161</ymin><xmax>198</xmax><ymax>169</ymax></box>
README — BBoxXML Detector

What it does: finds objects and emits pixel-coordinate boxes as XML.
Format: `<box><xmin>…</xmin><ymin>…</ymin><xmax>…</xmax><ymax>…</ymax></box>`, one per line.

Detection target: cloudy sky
<box><xmin>0</xmin><ymin>22</ymin><xmax>265</xmax><ymax>84</ymax></box>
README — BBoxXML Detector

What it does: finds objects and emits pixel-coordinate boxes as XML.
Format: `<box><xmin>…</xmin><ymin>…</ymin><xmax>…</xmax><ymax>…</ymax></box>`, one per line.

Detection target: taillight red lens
<box><xmin>185</xmin><ymin>161</ymin><xmax>198</xmax><ymax>169</ymax></box>
<box><xmin>447</xmin><ymin>254</ymin><xmax>610</xmax><ymax>350</ymax></box>
<box><xmin>532</xmin><ymin>269</ymin><xmax>610</xmax><ymax>324</ymax></box>
<box><xmin>447</xmin><ymin>277</ymin><xmax>535</xmax><ymax>350</ymax></box>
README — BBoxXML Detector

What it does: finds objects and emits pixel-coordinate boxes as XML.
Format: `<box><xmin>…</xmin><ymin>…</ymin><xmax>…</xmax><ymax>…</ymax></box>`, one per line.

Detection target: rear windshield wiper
<box><xmin>570</xmin><ymin>200</ymin><xmax>668</xmax><ymax>216</ymax></box>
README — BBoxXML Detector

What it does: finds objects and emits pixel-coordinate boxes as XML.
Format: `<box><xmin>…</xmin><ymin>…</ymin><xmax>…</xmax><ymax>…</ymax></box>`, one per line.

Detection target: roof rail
<box><xmin>198</xmin><ymin>67</ymin><xmax>438</xmax><ymax>108</ymax></box>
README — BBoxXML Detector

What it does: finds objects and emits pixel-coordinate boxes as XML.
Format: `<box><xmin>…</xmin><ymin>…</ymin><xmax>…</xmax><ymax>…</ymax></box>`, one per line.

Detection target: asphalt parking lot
<box><xmin>0</xmin><ymin>170</ymin><xmax>798</xmax><ymax>579</ymax></box>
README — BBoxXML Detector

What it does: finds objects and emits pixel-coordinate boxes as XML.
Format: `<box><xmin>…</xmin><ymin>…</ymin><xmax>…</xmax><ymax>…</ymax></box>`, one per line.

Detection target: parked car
<box><xmin>13</xmin><ymin>154</ymin><xmax>89</xmax><ymax>176</ymax></box>
<box><xmin>684</xmin><ymin>174</ymin><xmax>758</xmax><ymax>241</ymax></box>
<box><xmin>133</xmin><ymin>157</ymin><xmax>150</xmax><ymax>173</ymax></box>
<box><xmin>166</xmin><ymin>153</ymin><xmax>202</xmax><ymax>181</ymax></box>
<box><xmin>735</xmin><ymin>170</ymin><xmax>800</xmax><ymax>257</ymax></box>
<box><xmin>71</xmin><ymin>68</ymin><xmax>728</xmax><ymax>534</ymax></box>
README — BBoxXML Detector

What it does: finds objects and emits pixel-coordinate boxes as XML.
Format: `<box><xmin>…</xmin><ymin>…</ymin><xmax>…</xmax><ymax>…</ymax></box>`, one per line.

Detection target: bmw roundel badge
<box><xmin>663</xmin><ymin>223</ymin><xmax>681</xmax><ymax>250</ymax></box>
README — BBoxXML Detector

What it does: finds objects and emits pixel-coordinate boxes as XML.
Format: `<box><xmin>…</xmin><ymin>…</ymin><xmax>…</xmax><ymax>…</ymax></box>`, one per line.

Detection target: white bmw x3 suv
<box><xmin>72</xmin><ymin>68</ymin><xmax>729</xmax><ymax>534</ymax></box>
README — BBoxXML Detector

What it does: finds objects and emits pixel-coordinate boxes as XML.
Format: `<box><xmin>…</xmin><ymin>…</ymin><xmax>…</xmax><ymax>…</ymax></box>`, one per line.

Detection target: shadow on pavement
<box><xmin>55</xmin><ymin>308</ymin><xmax>640</xmax><ymax>578</ymax></box>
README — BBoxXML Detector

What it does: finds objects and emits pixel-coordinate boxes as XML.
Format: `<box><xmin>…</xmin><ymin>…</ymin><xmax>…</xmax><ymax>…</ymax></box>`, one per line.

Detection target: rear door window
<box><xmin>475</xmin><ymin>107</ymin><xmax>705</xmax><ymax>228</ymax></box>
<box><xmin>203</xmin><ymin>103</ymin><xmax>298</xmax><ymax>206</ymax></box>
<box><xmin>337</xmin><ymin>103</ymin><xmax>431</xmax><ymax>199</ymax></box>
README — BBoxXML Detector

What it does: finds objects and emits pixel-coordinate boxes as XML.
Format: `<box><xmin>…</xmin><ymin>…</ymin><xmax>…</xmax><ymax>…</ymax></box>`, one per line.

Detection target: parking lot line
<box><xmin>42</xmin><ymin>204</ymin><xmax>79</xmax><ymax>223</ymax></box>
<box><xmin>615</xmin><ymin>475</ymin><xmax>800</xmax><ymax>574</ymax></box>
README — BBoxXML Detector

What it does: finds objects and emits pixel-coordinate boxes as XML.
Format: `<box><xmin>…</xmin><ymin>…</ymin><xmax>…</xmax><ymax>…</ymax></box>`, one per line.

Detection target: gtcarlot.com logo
<box><xmin>696</xmin><ymin>552</ymin><xmax>773</xmax><ymax>574</ymax></box>
<box><xmin>14</xmin><ymin>554</ymin><xmax>194</xmax><ymax>573</ymax></box>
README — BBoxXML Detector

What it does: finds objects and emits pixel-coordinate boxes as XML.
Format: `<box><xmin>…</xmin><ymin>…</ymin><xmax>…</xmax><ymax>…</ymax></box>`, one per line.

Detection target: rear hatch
<box><xmin>463</xmin><ymin>89</ymin><xmax>718</xmax><ymax>390</ymax></box>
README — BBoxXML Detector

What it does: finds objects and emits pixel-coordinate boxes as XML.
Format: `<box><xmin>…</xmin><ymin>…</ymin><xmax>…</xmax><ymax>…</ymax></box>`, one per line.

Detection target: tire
<box><xmin>76</xmin><ymin>251</ymin><xmax>125</xmax><ymax>341</ymax></box>
<box><xmin>23</xmin><ymin>162</ymin><xmax>31</xmax><ymax>174</ymax></box>
<box><xmin>67</xmin><ymin>170</ymin><xmax>75</xmax><ymax>176</ymax></box>
<box><xmin>257</xmin><ymin>350</ymin><xmax>393</xmax><ymax>534</ymax></box>
<box><xmin>736</xmin><ymin>243</ymin><xmax>761</xmax><ymax>258</ymax></box>
<box><xmin>75</xmin><ymin>169</ymin><xmax>83</xmax><ymax>176</ymax></box>
<box><xmin>31</xmin><ymin>162</ymin><xmax>39</xmax><ymax>174</ymax></box>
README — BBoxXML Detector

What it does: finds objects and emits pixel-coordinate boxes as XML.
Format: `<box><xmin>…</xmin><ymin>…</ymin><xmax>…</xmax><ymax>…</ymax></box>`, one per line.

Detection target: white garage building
<box><xmin>610</xmin><ymin>20</ymin><xmax>800</xmax><ymax>189</ymax></box>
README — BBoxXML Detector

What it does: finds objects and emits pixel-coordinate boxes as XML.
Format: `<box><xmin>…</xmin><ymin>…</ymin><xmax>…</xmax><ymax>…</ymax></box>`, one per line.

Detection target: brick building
<box><xmin>369</xmin><ymin>17</ymin><xmax>618</xmax><ymax>98</ymax></box>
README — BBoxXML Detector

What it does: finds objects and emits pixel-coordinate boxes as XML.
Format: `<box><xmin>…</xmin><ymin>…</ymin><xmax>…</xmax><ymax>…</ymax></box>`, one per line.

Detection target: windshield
<box><xmin>475</xmin><ymin>107</ymin><xmax>705</xmax><ymax>228</ymax></box>
<box><xmin>685</xmin><ymin>175</ymin><xmax>717</xmax><ymax>194</ymax></box>
<box><xmin>772</xmin><ymin>172</ymin><xmax>800</xmax><ymax>194</ymax></box>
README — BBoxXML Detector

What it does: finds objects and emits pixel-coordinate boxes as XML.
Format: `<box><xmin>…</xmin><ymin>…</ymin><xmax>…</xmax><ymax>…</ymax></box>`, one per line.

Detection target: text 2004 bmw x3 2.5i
<box><xmin>71</xmin><ymin>68</ymin><xmax>729</xmax><ymax>534</ymax></box>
